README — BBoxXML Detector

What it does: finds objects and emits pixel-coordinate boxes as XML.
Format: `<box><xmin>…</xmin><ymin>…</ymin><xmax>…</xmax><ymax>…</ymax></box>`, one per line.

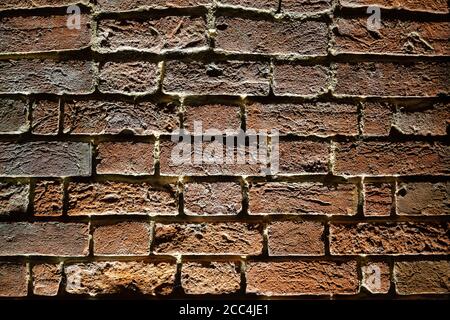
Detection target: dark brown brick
<box><xmin>282</xmin><ymin>0</ymin><xmax>332</xmax><ymax>13</ymax></box>
<box><xmin>184</xmin><ymin>104</ymin><xmax>241</xmax><ymax>133</ymax></box>
<box><xmin>32</xmin><ymin>263</ymin><xmax>62</xmax><ymax>296</ymax></box>
<box><xmin>364</xmin><ymin>183</ymin><xmax>392</xmax><ymax>217</ymax></box>
<box><xmin>273</xmin><ymin>63</ymin><xmax>329</xmax><ymax>96</ymax></box>
<box><xmin>0</xmin><ymin>98</ymin><xmax>29</xmax><ymax>134</ymax></box>
<box><xmin>362</xmin><ymin>102</ymin><xmax>394</xmax><ymax>136</ymax></box>
<box><xmin>340</xmin><ymin>0</ymin><xmax>449</xmax><ymax>13</ymax></box>
<box><xmin>32</xmin><ymin>100</ymin><xmax>59</xmax><ymax>135</ymax></box>
<box><xmin>397</xmin><ymin>182</ymin><xmax>449</xmax><ymax>216</ymax></box>
<box><xmin>0</xmin><ymin>182</ymin><xmax>29</xmax><ymax>216</ymax></box>
<box><xmin>0</xmin><ymin>262</ymin><xmax>28</xmax><ymax>297</ymax></box>
<box><xmin>278</xmin><ymin>141</ymin><xmax>329</xmax><ymax>174</ymax></box>
<box><xmin>97</xmin><ymin>0</ymin><xmax>210</xmax><ymax>11</ymax></box>
<box><xmin>0</xmin><ymin>0</ymin><xmax>88</xmax><ymax>9</ymax></box>
<box><xmin>34</xmin><ymin>180</ymin><xmax>63</xmax><ymax>217</ymax></box>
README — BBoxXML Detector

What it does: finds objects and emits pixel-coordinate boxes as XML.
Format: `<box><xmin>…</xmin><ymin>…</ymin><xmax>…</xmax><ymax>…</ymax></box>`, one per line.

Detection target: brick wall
<box><xmin>0</xmin><ymin>0</ymin><xmax>449</xmax><ymax>298</ymax></box>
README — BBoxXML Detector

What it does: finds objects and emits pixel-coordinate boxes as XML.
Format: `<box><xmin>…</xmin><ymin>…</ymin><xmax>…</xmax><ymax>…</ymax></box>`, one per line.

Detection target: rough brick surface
<box><xmin>364</xmin><ymin>183</ymin><xmax>392</xmax><ymax>216</ymax></box>
<box><xmin>32</xmin><ymin>100</ymin><xmax>59</xmax><ymax>135</ymax></box>
<box><xmin>34</xmin><ymin>180</ymin><xmax>63</xmax><ymax>216</ymax></box>
<box><xmin>0</xmin><ymin>262</ymin><xmax>28</xmax><ymax>297</ymax></box>
<box><xmin>184</xmin><ymin>104</ymin><xmax>241</xmax><ymax>133</ymax></box>
<box><xmin>0</xmin><ymin>182</ymin><xmax>29</xmax><ymax>216</ymax></box>
<box><xmin>32</xmin><ymin>263</ymin><xmax>62</xmax><ymax>296</ymax></box>
<box><xmin>340</xmin><ymin>0</ymin><xmax>449</xmax><ymax>13</ymax></box>
<box><xmin>219</xmin><ymin>0</ymin><xmax>276</xmax><ymax>10</ymax></box>
<box><xmin>97</xmin><ymin>0</ymin><xmax>210</xmax><ymax>11</ymax></box>
<box><xmin>273</xmin><ymin>63</ymin><xmax>329</xmax><ymax>96</ymax></box>
<box><xmin>278</xmin><ymin>140</ymin><xmax>329</xmax><ymax>173</ymax></box>
<box><xmin>0</xmin><ymin>98</ymin><xmax>29</xmax><ymax>134</ymax></box>
<box><xmin>0</xmin><ymin>0</ymin><xmax>88</xmax><ymax>9</ymax></box>
<box><xmin>396</xmin><ymin>182</ymin><xmax>449</xmax><ymax>215</ymax></box>
<box><xmin>282</xmin><ymin>0</ymin><xmax>332</xmax><ymax>13</ymax></box>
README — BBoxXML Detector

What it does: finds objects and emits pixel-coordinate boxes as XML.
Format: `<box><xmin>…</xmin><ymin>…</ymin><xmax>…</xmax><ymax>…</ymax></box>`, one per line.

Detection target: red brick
<box><xmin>67</xmin><ymin>182</ymin><xmax>178</xmax><ymax>216</ymax></box>
<box><xmin>96</xmin><ymin>142</ymin><xmax>154</xmax><ymax>175</ymax></box>
<box><xmin>64</xmin><ymin>100</ymin><xmax>178</xmax><ymax>135</ymax></box>
<box><xmin>93</xmin><ymin>222</ymin><xmax>151</xmax><ymax>256</ymax></box>
<box><xmin>397</xmin><ymin>182</ymin><xmax>449</xmax><ymax>215</ymax></box>
<box><xmin>0</xmin><ymin>0</ymin><xmax>88</xmax><ymax>9</ymax></box>
<box><xmin>0</xmin><ymin>142</ymin><xmax>91</xmax><ymax>177</ymax></box>
<box><xmin>219</xmin><ymin>0</ymin><xmax>277</xmax><ymax>10</ymax></box>
<box><xmin>362</xmin><ymin>102</ymin><xmax>394</xmax><ymax>136</ymax></box>
<box><xmin>282</xmin><ymin>0</ymin><xmax>332</xmax><ymax>13</ymax></box>
<box><xmin>215</xmin><ymin>17</ymin><xmax>327</xmax><ymax>55</ymax></box>
<box><xmin>361</xmin><ymin>261</ymin><xmax>391</xmax><ymax>294</ymax></box>
<box><xmin>268</xmin><ymin>221</ymin><xmax>325</xmax><ymax>256</ymax></box>
<box><xmin>278</xmin><ymin>140</ymin><xmax>329</xmax><ymax>174</ymax></box>
<box><xmin>249</xmin><ymin>182</ymin><xmax>357</xmax><ymax>215</ymax></box>
<box><xmin>364</xmin><ymin>183</ymin><xmax>392</xmax><ymax>216</ymax></box>
<box><xmin>32</xmin><ymin>100</ymin><xmax>59</xmax><ymax>135</ymax></box>
<box><xmin>273</xmin><ymin>63</ymin><xmax>329</xmax><ymax>96</ymax></box>
<box><xmin>97</xmin><ymin>0</ymin><xmax>210</xmax><ymax>11</ymax></box>
<box><xmin>181</xmin><ymin>262</ymin><xmax>241</xmax><ymax>294</ymax></box>
<box><xmin>0</xmin><ymin>59</ymin><xmax>94</xmax><ymax>94</ymax></box>
<box><xmin>340</xmin><ymin>0</ymin><xmax>449</xmax><ymax>13</ymax></box>
<box><xmin>335</xmin><ymin>62</ymin><xmax>450</xmax><ymax>97</ymax></box>
<box><xmin>0</xmin><ymin>262</ymin><xmax>28</xmax><ymax>297</ymax></box>
<box><xmin>330</xmin><ymin>222</ymin><xmax>449</xmax><ymax>255</ymax></box>
<box><xmin>184</xmin><ymin>104</ymin><xmax>241</xmax><ymax>133</ymax></box>
<box><xmin>184</xmin><ymin>182</ymin><xmax>242</xmax><ymax>215</ymax></box>
<box><xmin>246</xmin><ymin>102</ymin><xmax>358</xmax><ymax>136</ymax></box>
<box><xmin>246</xmin><ymin>261</ymin><xmax>359</xmax><ymax>295</ymax></box>
<box><xmin>98</xmin><ymin>61</ymin><xmax>160</xmax><ymax>94</ymax></box>
<box><xmin>334</xmin><ymin>18</ymin><xmax>450</xmax><ymax>55</ymax></box>
<box><xmin>0</xmin><ymin>222</ymin><xmax>89</xmax><ymax>256</ymax></box>
<box><xmin>0</xmin><ymin>98</ymin><xmax>29</xmax><ymax>134</ymax></box>
<box><xmin>98</xmin><ymin>16</ymin><xmax>207</xmax><ymax>53</ymax></box>
<box><xmin>153</xmin><ymin>223</ymin><xmax>263</xmax><ymax>255</ymax></box>
<box><xmin>32</xmin><ymin>263</ymin><xmax>62</xmax><ymax>296</ymax></box>
<box><xmin>0</xmin><ymin>14</ymin><xmax>90</xmax><ymax>53</ymax></box>
<box><xmin>0</xmin><ymin>182</ymin><xmax>29</xmax><ymax>216</ymax></box>
<box><xmin>34</xmin><ymin>180</ymin><xmax>63</xmax><ymax>217</ymax></box>
<box><xmin>334</xmin><ymin>141</ymin><xmax>450</xmax><ymax>176</ymax></box>
<box><xmin>163</xmin><ymin>60</ymin><xmax>270</xmax><ymax>96</ymax></box>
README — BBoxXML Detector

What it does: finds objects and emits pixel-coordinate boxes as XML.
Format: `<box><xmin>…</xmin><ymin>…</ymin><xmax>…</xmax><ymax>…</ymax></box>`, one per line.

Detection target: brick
<box><xmin>0</xmin><ymin>14</ymin><xmax>90</xmax><ymax>53</ymax></box>
<box><xmin>364</xmin><ymin>183</ymin><xmax>392</xmax><ymax>216</ymax></box>
<box><xmin>32</xmin><ymin>263</ymin><xmax>62</xmax><ymax>296</ymax></box>
<box><xmin>362</xmin><ymin>102</ymin><xmax>394</xmax><ymax>136</ymax></box>
<box><xmin>268</xmin><ymin>221</ymin><xmax>325</xmax><ymax>256</ymax></box>
<box><xmin>96</xmin><ymin>142</ymin><xmax>154</xmax><ymax>175</ymax></box>
<box><xmin>0</xmin><ymin>222</ymin><xmax>89</xmax><ymax>256</ymax></box>
<box><xmin>64</xmin><ymin>100</ymin><xmax>178</xmax><ymax>135</ymax></box>
<box><xmin>273</xmin><ymin>63</ymin><xmax>329</xmax><ymax>96</ymax></box>
<box><xmin>0</xmin><ymin>98</ymin><xmax>29</xmax><ymax>134</ymax></box>
<box><xmin>98</xmin><ymin>16</ymin><xmax>207</xmax><ymax>53</ymax></box>
<box><xmin>93</xmin><ymin>222</ymin><xmax>151</xmax><ymax>256</ymax></box>
<box><xmin>153</xmin><ymin>222</ymin><xmax>263</xmax><ymax>255</ymax></box>
<box><xmin>67</xmin><ymin>181</ymin><xmax>178</xmax><ymax>216</ymax></box>
<box><xmin>0</xmin><ymin>59</ymin><xmax>94</xmax><ymax>94</ymax></box>
<box><xmin>361</xmin><ymin>261</ymin><xmax>391</xmax><ymax>294</ymax></box>
<box><xmin>334</xmin><ymin>141</ymin><xmax>450</xmax><ymax>176</ymax></box>
<box><xmin>335</xmin><ymin>62</ymin><xmax>450</xmax><ymax>97</ymax></box>
<box><xmin>278</xmin><ymin>140</ymin><xmax>329</xmax><ymax>174</ymax></box>
<box><xmin>394</xmin><ymin>261</ymin><xmax>450</xmax><ymax>295</ymax></box>
<box><xmin>163</xmin><ymin>60</ymin><xmax>270</xmax><ymax>95</ymax></box>
<box><xmin>97</xmin><ymin>0</ymin><xmax>210</xmax><ymax>11</ymax></box>
<box><xmin>246</xmin><ymin>261</ymin><xmax>359</xmax><ymax>295</ymax></box>
<box><xmin>334</xmin><ymin>18</ymin><xmax>450</xmax><ymax>55</ymax></box>
<box><xmin>219</xmin><ymin>0</ymin><xmax>276</xmax><ymax>10</ymax></box>
<box><xmin>397</xmin><ymin>182</ymin><xmax>449</xmax><ymax>216</ymax></box>
<box><xmin>0</xmin><ymin>142</ymin><xmax>91</xmax><ymax>177</ymax></box>
<box><xmin>330</xmin><ymin>222</ymin><xmax>450</xmax><ymax>255</ymax></box>
<box><xmin>98</xmin><ymin>61</ymin><xmax>159</xmax><ymax>94</ymax></box>
<box><xmin>184</xmin><ymin>182</ymin><xmax>242</xmax><ymax>215</ymax></box>
<box><xmin>340</xmin><ymin>0</ymin><xmax>449</xmax><ymax>13</ymax></box>
<box><xmin>184</xmin><ymin>104</ymin><xmax>241</xmax><ymax>133</ymax></box>
<box><xmin>0</xmin><ymin>0</ymin><xmax>88</xmax><ymax>9</ymax></box>
<box><xmin>246</xmin><ymin>102</ymin><xmax>358</xmax><ymax>136</ymax></box>
<box><xmin>65</xmin><ymin>261</ymin><xmax>176</xmax><ymax>296</ymax></box>
<box><xmin>32</xmin><ymin>100</ymin><xmax>59</xmax><ymax>135</ymax></box>
<box><xmin>282</xmin><ymin>0</ymin><xmax>332</xmax><ymax>13</ymax></box>
<box><xmin>181</xmin><ymin>262</ymin><xmax>241</xmax><ymax>294</ymax></box>
<box><xmin>215</xmin><ymin>17</ymin><xmax>327</xmax><ymax>55</ymax></box>
<box><xmin>0</xmin><ymin>182</ymin><xmax>29</xmax><ymax>216</ymax></box>
<box><xmin>0</xmin><ymin>263</ymin><xmax>28</xmax><ymax>297</ymax></box>
<box><xmin>249</xmin><ymin>182</ymin><xmax>358</xmax><ymax>215</ymax></box>
<box><xmin>34</xmin><ymin>180</ymin><xmax>63</xmax><ymax>216</ymax></box>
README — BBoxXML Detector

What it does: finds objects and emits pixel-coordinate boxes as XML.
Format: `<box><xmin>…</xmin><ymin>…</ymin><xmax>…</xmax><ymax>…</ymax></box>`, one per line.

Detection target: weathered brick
<box><xmin>364</xmin><ymin>183</ymin><xmax>392</xmax><ymax>216</ymax></box>
<box><xmin>184</xmin><ymin>182</ymin><xmax>242</xmax><ymax>215</ymax></box>
<box><xmin>0</xmin><ymin>222</ymin><xmax>89</xmax><ymax>256</ymax></box>
<box><xmin>32</xmin><ymin>263</ymin><xmax>62</xmax><ymax>296</ymax></box>
<box><xmin>278</xmin><ymin>140</ymin><xmax>329</xmax><ymax>174</ymax></box>
<box><xmin>219</xmin><ymin>0</ymin><xmax>276</xmax><ymax>10</ymax></box>
<box><xmin>0</xmin><ymin>98</ymin><xmax>29</xmax><ymax>134</ymax></box>
<box><xmin>340</xmin><ymin>0</ymin><xmax>449</xmax><ymax>13</ymax></box>
<box><xmin>153</xmin><ymin>223</ymin><xmax>263</xmax><ymax>255</ymax></box>
<box><xmin>97</xmin><ymin>0</ymin><xmax>210</xmax><ymax>11</ymax></box>
<box><xmin>394</xmin><ymin>261</ymin><xmax>450</xmax><ymax>295</ymax></box>
<box><xmin>98</xmin><ymin>61</ymin><xmax>159</xmax><ymax>94</ymax></box>
<box><xmin>282</xmin><ymin>0</ymin><xmax>332</xmax><ymax>13</ymax></box>
<box><xmin>0</xmin><ymin>262</ymin><xmax>28</xmax><ymax>297</ymax></box>
<box><xmin>0</xmin><ymin>182</ymin><xmax>29</xmax><ymax>216</ymax></box>
<box><xmin>181</xmin><ymin>262</ymin><xmax>241</xmax><ymax>294</ymax></box>
<box><xmin>397</xmin><ymin>182</ymin><xmax>449</xmax><ymax>215</ymax></box>
<box><xmin>268</xmin><ymin>221</ymin><xmax>325</xmax><ymax>256</ymax></box>
<box><xmin>98</xmin><ymin>16</ymin><xmax>207</xmax><ymax>53</ymax></box>
<box><xmin>64</xmin><ymin>100</ymin><xmax>178</xmax><ymax>135</ymax></box>
<box><xmin>0</xmin><ymin>14</ymin><xmax>90</xmax><ymax>53</ymax></box>
<box><xmin>246</xmin><ymin>261</ymin><xmax>359</xmax><ymax>295</ymax></box>
<box><xmin>163</xmin><ymin>60</ymin><xmax>270</xmax><ymax>95</ymax></box>
<box><xmin>34</xmin><ymin>180</ymin><xmax>63</xmax><ymax>216</ymax></box>
<box><xmin>65</xmin><ymin>261</ymin><xmax>176</xmax><ymax>296</ymax></box>
<box><xmin>334</xmin><ymin>141</ymin><xmax>450</xmax><ymax>176</ymax></box>
<box><xmin>93</xmin><ymin>222</ymin><xmax>151</xmax><ymax>256</ymax></box>
<box><xmin>249</xmin><ymin>182</ymin><xmax>358</xmax><ymax>215</ymax></box>
<box><xmin>361</xmin><ymin>261</ymin><xmax>391</xmax><ymax>294</ymax></box>
<box><xmin>0</xmin><ymin>142</ymin><xmax>91</xmax><ymax>177</ymax></box>
<box><xmin>362</xmin><ymin>102</ymin><xmax>394</xmax><ymax>136</ymax></box>
<box><xmin>184</xmin><ymin>104</ymin><xmax>241</xmax><ymax>133</ymax></box>
<box><xmin>0</xmin><ymin>0</ymin><xmax>88</xmax><ymax>9</ymax></box>
<box><xmin>32</xmin><ymin>100</ymin><xmax>59</xmax><ymax>135</ymax></box>
<box><xmin>330</xmin><ymin>222</ymin><xmax>450</xmax><ymax>255</ymax></box>
<box><xmin>246</xmin><ymin>102</ymin><xmax>358</xmax><ymax>136</ymax></box>
<box><xmin>335</xmin><ymin>62</ymin><xmax>450</xmax><ymax>97</ymax></box>
<box><xmin>96</xmin><ymin>142</ymin><xmax>154</xmax><ymax>175</ymax></box>
<box><xmin>273</xmin><ymin>63</ymin><xmax>329</xmax><ymax>96</ymax></box>
<box><xmin>68</xmin><ymin>182</ymin><xmax>177</xmax><ymax>216</ymax></box>
<box><xmin>334</xmin><ymin>18</ymin><xmax>450</xmax><ymax>55</ymax></box>
<box><xmin>215</xmin><ymin>17</ymin><xmax>327</xmax><ymax>55</ymax></box>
